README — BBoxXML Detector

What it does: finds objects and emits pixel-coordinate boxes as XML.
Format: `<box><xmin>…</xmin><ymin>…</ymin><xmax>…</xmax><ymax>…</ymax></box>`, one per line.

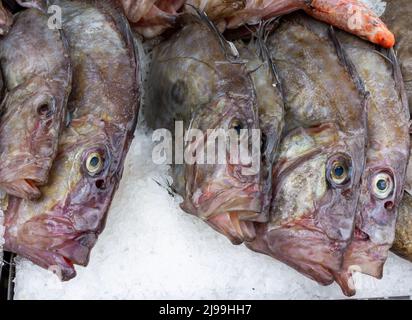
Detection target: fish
<box><xmin>119</xmin><ymin>0</ymin><xmax>395</xmax><ymax>48</ymax></box>
<box><xmin>3</xmin><ymin>0</ymin><xmax>140</xmax><ymax>280</ymax></box>
<box><xmin>383</xmin><ymin>0</ymin><xmax>412</xmax><ymax>109</ymax></box>
<box><xmin>392</xmin><ymin>170</ymin><xmax>412</xmax><ymax>263</ymax></box>
<box><xmin>0</xmin><ymin>8</ymin><xmax>72</xmax><ymax>200</ymax></box>
<box><xmin>236</xmin><ymin>26</ymin><xmax>285</xmax><ymax>223</ymax></box>
<box><xmin>392</xmin><ymin>141</ymin><xmax>412</xmax><ymax>262</ymax></box>
<box><xmin>245</xmin><ymin>13</ymin><xmax>368</xmax><ymax>286</ymax></box>
<box><xmin>145</xmin><ymin>10</ymin><xmax>271</xmax><ymax>244</ymax></box>
<box><xmin>332</xmin><ymin>31</ymin><xmax>410</xmax><ymax>296</ymax></box>
<box><xmin>0</xmin><ymin>1</ymin><xmax>12</xmax><ymax>35</ymax></box>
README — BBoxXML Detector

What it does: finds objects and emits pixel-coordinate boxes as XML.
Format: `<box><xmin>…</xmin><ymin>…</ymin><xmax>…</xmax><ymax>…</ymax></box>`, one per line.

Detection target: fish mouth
<box><xmin>207</xmin><ymin>212</ymin><xmax>257</xmax><ymax>245</ymax></box>
<box><xmin>246</xmin><ymin>223</ymin><xmax>347</xmax><ymax>286</ymax></box>
<box><xmin>181</xmin><ymin>183</ymin><xmax>262</xmax><ymax>244</ymax></box>
<box><xmin>183</xmin><ymin>182</ymin><xmax>262</xmax><ymax>218</ymax></box>
<box><xmin>0</xmin><ymin>160</ymin><xmax>52</xmax><ymax>199</ymax></box>
<box><xmin>4</xmin><ymin>232</ymin><xmax>98</xmax><ymax>281</ymax></box>
<box><xmin>333</xmin><ymin>229</ymin><xmax>391</xmax><ymax>296</ymax></box>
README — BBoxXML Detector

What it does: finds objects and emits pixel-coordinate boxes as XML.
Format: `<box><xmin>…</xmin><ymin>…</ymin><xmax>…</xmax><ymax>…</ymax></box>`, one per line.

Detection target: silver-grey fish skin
<box><xmin>145</xmin><ymin>13</ymin><xmax>267</xmax><ymax>245</ymax></box>
<box><xmin>0</xmin><ymin>8</ymin><xmax>71</xmax><ymax>200</ymax></box>
<box><xmin>3</xmin><ymin>0</ymin><xmax>140</xmax><ymax>281</ymax></box>
<box><xmin>236</xmin><ymin>36</ymin><xmax>285</xmax><ymax>225</ymax></box>
<box><xmin>246</xmin><ymin>13</ymin><xmax>368</xmax><ymax>287</ymax></box>
<box><xmin>383</xmin><ymin>0</ymin><xmax>412</xmax><ymax>110</ymax></box>
<box><xmin>332</xmin><ymin>30</ymin><xmax>410</xmax><ymax>296</ymax></box>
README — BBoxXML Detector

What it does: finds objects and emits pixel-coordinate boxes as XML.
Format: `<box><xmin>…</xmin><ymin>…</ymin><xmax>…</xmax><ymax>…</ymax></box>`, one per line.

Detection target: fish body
<box><xmin>0</xmin><ymin>8</ymin><xmax>71</xmax><ymax>200</ymax></box>
<box><xmin>393</xmin><ymin>186</ymin><xmax>412</xmax><ymax>262</ymax></box>
<box><xmin>383</xmin><ymin>0</ymin><xmax>412</xmax><ymax>109</ymax></box>
<box><xmin>332</xmin><ymin>31</ymin><xmax>410</xmax><ymax>296</ymax></box>
<box><xmin>236</xmin><ymin>33</ymin><xmax>285</xmax><ymax>223</ymax></box>
<box><xmin>3</xmin><ymin>0</ymin><xmax>140</xmax><ymax>280</ymax></box>
<box><xmin>246</xmin><ymin>14</ymin><xmax>368</xmax><ymax>285</ymax></box>
<box><xmin>145</xmin><ymin>12</ymin><xmax>270</xmax><ymax>244</ymax></box>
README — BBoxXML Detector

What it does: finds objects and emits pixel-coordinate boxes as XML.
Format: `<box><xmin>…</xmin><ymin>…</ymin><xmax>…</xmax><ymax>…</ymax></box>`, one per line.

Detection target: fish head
<box><xmin>180</xmin><ymin>93</ymin><xmax>262</xmax><ymax>244</ymax></box>
<box><xmin>336</xmin><ymin>152</ymin><xmax>409</xmax><ymax>293</ymax></box>
<box><xmin>4</xmin><ymin>118</ymin><xmax>124</xmax><ymax>280</ymax></box>
<box><xmin>0</xmin><ymin>77</ymin><xmax>67</xmax><ymax>200</ymax></box>
<box><xmin>247</xmin><ymin>123</ymin><xmax>363</xmax><ymax>284</ymax></box>
<box><xmin>146</xmin><ymin>17</ymin><xmax>264</xmax><ymax>243</ymax></box>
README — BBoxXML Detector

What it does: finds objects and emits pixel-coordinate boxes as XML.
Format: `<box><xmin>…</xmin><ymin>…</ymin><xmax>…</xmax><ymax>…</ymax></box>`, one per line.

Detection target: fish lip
<box><xmin>333</xmin><ymin>231</ymin><xmax>391</xmax><ymax>296</ymax></box>
<box><xmin>3</xmin><ymin>241</ymin><xmax>78</xmax><ymax>281</ymax></box>
<box><xmin>207</xmin><ymin>212</ymin><xmax>257</xmax><ymax>244</ymax></box>
<box><xmin>182</xmin><ymin>183</ymin><xmax>262</xmax><ymax>219</ymax></box>
<box><xmin>180</xmin><ymin>181</ymin><xmax>261</xmax><ymax>243</ymax></box>
<box><xmin>0</xmin><ymin>159</ymin><xmax>52</xmax><ymax>198</ymax></box>
<box><xmin>253</xmin><ymin>221</ymin><xmax>349</xmax><ymax>285</ymax></box>
<box><xmin>4</xmin><ymin>231</ymin><xmax>98</xmax><ymax>281</ymax></box>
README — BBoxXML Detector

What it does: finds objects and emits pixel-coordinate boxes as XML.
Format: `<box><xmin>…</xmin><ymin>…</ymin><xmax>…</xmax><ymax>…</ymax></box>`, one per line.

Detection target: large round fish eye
<box><xmin>326</xmin><ymin>154</ymin><xmax>352</xmax><ymax>188</ymax></box>
<box><xmin>372</xmin><ymin>172</ymin><xmax>394</xmax><ymax>200</ymax></box>
<box><xmin>85</xmin><ymin>152</ymin><xmax>104</xmax><ymax>176</ymax></box>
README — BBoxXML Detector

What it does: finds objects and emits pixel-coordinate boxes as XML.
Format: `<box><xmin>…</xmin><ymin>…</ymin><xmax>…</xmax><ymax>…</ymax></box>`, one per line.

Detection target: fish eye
<box><xmin>171</xmin><ymin>80</ymin><xmax>187</xmax><ymax>105</ymax></box>
<box><xmin>85</xmin><ymin>152</ymin><xmax>104</xmax><ymax>176</ymax></box>
<box><xmin>326</xmin><ymin>154</ymin><xmax>352</xmax><ymax>188</ymax></box>
<box><xmin>37</xmin><ymin>99</ymin><xmax>55</xmax><ymax>118</ymax></box>
<box><xmin>231</xmin><ymin>119</ymin><xmax>244</xmax><ymax>135</ymax></box>
<box><xmin>372</xmin><ymin>172</ymin><xmax>394</xmax><ymax>200</ymax></box>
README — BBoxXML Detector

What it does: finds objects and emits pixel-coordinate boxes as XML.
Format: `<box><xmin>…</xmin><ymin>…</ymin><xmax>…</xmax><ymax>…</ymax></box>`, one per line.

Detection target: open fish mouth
<box><xmin>181</xmin><ymin>181</ymin><xmax>262</xmax><ymax>244</ymax></box>
<box><xmin>5</xmin><ymin>225</ymin><xmax>98</xmax><ymax>281</ymax></box>
<box><xmin>0</xmin><ymin>159</ymin><xmax>55</xmax><ymax>199</ymax></box>
<box><xmin>207</xmin><ymin>212</ymin><xmax>257</xmax><ymax>245</ymax></box>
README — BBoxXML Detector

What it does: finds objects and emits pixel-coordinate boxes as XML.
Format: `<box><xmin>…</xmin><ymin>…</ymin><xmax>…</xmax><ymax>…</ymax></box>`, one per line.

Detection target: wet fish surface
<box><xmin>383</xmin><ymin>0</ymin><xmax>412</xmax><ymax>109</ymax></box>
<box><xmin>120</xmin><ymin>0</ymin><xmax>395</xmax><ymax>48</ymax></box>
<box><xmin>145</xmin><ymin>11</ymin><xmax>279</xmax><ymax>244</ymax></box>
<box><xmin>332</xmin><ymin>30</ymin><xmax>410</xmax><ymax>296</ymax></box>
<box><xmin>246</xmin><ymin>13</ymin><xmax>368</xmax><ymax>287</ymax></box>
<box><xmin>392</xmin><ymin>142</ymin><xmax>412</xmax><ymax>262</ymax></box>
<box><xmin>3</xmin><ymin>0</ymin><xmax>140</xmax><ymax>280</ymax></box>
<box><xmin>236</xmin><ymin>31</ymin><xmax>285</xmax><ymax>225</ymax></box>
<box><xmin>0</xmin><ymin>8</ymin><xmax>72</xmax><ymax>200</ymax></box>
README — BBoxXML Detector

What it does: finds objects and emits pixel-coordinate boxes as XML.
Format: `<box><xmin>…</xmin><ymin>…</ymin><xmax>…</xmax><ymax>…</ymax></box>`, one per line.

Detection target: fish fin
<box><xmin>386</xmin><ymin>48</ymin><xmax>411</xmax><ymax>117</ymax></box>
<box><xmin>153</xmin><ymin>178</ymin><xmax>177</xmax><ymax>197</ymax></box>
<box><xmin>329</xmin><ymin>26</ymin><xmax>367</xmax><ymax>96</ymax></box>
<box><xmin>185</xmin><ymin>4</ymin><xmax>241</xmax><ymax>63</ymax></box>
<box><xmin>256</xmin><ymin>18</ymin><xmax>284</xmax><ymax>99</ymax></box>
<box><xmin>16</xmin><ymin>0</ymin><xmax>47</xmax><ymax>11</ymax></box>
<box><xmin>329</xmin><ymin>26</ymin><xmax>370</xmax><ymax>152</ymax></box>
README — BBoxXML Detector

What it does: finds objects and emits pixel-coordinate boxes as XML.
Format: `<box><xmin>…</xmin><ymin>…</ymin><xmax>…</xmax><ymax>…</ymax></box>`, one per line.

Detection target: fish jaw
<box><xmin>3</xmin><ymin>171</ymin><xmax>117</xmax><ymax>279</ymax></box>
<box><xmin>2</xmin><ymin>122</ymin><xmax>126</xmax><ymax>279</ymax></box>
<box><xmin>246</xmin><ymin>223</ymin><xmax>343</xmax><ymax>285</ymax></box>
<box><xmin>246</xmin><ymin>125</ymin><xmax>363</xmax><ymax>285</ymax></box>
<box><xmin>0</xmin><ymin>81</ymin><xmax>64</xmax><ymax>199</ymax></box>
<box><xmin>333</xmin><ymin>231</ymin><xmax>391</xmax><ymax>296</ymax></box>
<box><xmin>180</xmin><ymin>167</ymin><xmax>262</xmax><ymax>244</ymax></box>
<box><xmin>4</xmin><ymin>212</ymin><xmax>98</xmax><ymax>281</ymax></box>
<box><xmin>304</xmin><ymin>0</ymin><xmax>395</xmax><ymax>48</ymax></box>
<box><xmin>207</xmin><ymin>213</ymin><xmax>256</xmax><ymax>245</ymax></box>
